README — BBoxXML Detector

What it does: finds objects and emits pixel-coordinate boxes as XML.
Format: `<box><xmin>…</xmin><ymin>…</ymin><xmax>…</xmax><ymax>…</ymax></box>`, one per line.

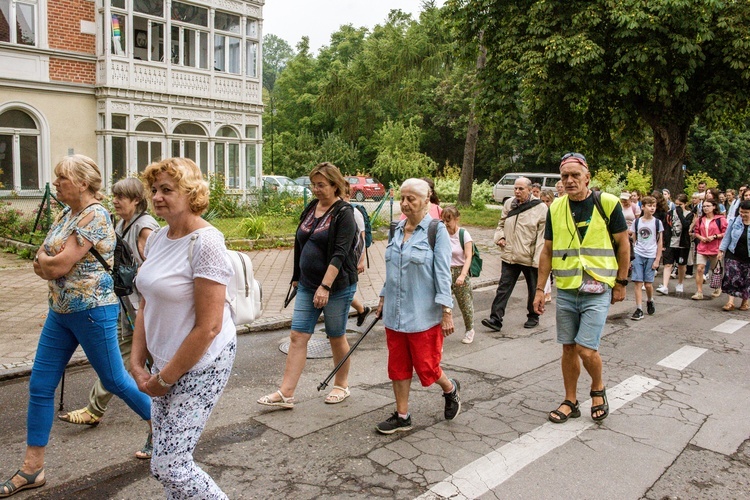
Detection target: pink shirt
<box><xmin>448</xmin><ymin>228</ymin><xmax>472</xmax><ymax>267</ymax></box>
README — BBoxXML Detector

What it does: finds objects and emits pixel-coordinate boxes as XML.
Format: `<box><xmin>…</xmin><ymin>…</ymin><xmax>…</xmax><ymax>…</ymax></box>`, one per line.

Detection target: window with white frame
<box><xmin>213</xmin><ymin>10</ymin><xmax>240</xmax><ymax>74</ymax></box>
<box><xmin>110</xmin><ymin>114</ymin><xmax>128</xmax><ymax>182</ymax></box>
<box><xmin>215</xmin><ymin>126</ymin><xmax>239</xmax><ymax>188</ymax></box>
<box><xmin>133</xmin><ymin>1</ymin><xmax>164</xmax><ymax>62</ymax></box>
<box><xmin>135</xmin><ymin>119</ymin><xmax>164</xmax><ymax>171</ymax></box>
<box><xmin>0</xmin><ymin>109</ymin><xmax>41</xmax><ymax>191</ymax></box>
<box><xmin>172</xmin><ymin>122</ymin><xmax>208</xmax><ymax>176</ymax></box>
<box><xmin>245</xmin><ymin>18</ymin><xmax>258</xmax><ymax>78</ymax></box>
<box><xmin>170</xmin><ymin>1</ymin><xmax>208</xmax><ymax>69</ymax></box>
<box><xmin>0</xmin><ymin>0</ymin><xmax>37</xmax><ymax>46</ymax></box>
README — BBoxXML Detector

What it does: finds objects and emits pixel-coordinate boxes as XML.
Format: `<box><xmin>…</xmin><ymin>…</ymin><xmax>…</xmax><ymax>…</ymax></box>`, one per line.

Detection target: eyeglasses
<box><xmin>561</xmin><ymin>152</ymin><xmax>587</xmax><ymax>163</ymax></box>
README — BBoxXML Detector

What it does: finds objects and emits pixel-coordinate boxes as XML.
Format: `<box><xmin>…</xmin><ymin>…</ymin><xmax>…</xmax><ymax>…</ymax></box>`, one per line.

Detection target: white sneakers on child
<box><xmin>462</xmin><ymin>329</ymin><xmax>475</xmax><ymax>344</ymax></box>
<box><xmin>656</xmin><ymin>285</ymin><xmax>669</xmax><ymax>295</ymax></box>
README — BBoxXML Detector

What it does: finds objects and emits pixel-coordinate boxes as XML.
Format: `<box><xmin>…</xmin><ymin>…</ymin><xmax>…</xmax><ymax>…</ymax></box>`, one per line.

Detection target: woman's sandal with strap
<box><xmin>0</xmin><ymin>468</ymin><xmax>46</xmax><ymax>498</ymax></box>
<box><xmin>324</xmin><ymin>386</ymin><xmax>351</xmax><ymax>404</ymax></box>
<box><xmin>548</xmin><ymin>399</ymin><xmax>580</xmax><ymax>423</ymax></box>
<box><xmin>57</xmin><ymin>407</ymin><xmax>101</xmax><ymax>426</ymax></box>
<box><xmin>590</xmin><ymin>388</ymin><xmax>609</xmax><ymax>422</ymax></box>
<box><xmin>257</xmin><ymin>390</ymin><xmax>295</xmax><ymax>409</ymax></box>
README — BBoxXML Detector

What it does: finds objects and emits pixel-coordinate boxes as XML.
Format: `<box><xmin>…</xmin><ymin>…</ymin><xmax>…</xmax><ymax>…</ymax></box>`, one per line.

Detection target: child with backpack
<box><xmin>345</xmin><ymin>186</ymin><xmax>372</xmax><ymax>326</ymax></box>
<box><xmin>631</xmin><ymin>196</ymin><xmax>664</xmax><ymax>320</ymax></box>
<box><xmin>441</xmin><ymin>206</ymin><xmax>476</xmax><ymax>344</ymax></box>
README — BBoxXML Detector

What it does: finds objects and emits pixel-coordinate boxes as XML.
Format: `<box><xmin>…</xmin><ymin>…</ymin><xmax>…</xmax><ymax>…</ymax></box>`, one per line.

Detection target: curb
<box><xmin>0</xmin><ymin>277</ymin><xmax>501</xmax><ymax>381</ymax></box>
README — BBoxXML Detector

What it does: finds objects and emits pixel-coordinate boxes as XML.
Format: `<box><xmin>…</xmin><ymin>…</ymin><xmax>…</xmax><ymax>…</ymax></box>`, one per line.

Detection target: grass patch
<box><xmin>453</xmin><ymin>206</ymin><xmax>502</xmax><ymax>228</ymax></box>
<box><xmin>212</xmin><ymin>216</ymin><xmax>299</xmax><ymax>240</ymax></box>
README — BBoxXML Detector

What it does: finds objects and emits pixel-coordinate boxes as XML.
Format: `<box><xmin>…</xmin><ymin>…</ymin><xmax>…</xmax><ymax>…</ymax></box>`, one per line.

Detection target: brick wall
<box><xmin>47</xmin><ymin>0</ymin><xmax>95</xmax><ymax>54</ymax></box>
<box><xmin>49</xmin><ymin>58</ymin><xmax>95</xmax><ymax>84</ymax></box>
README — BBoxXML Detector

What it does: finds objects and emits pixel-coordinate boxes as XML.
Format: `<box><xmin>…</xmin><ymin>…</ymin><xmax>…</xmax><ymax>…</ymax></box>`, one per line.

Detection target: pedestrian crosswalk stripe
<box><xmin>710</xmin><ymin>319</ymin><xmax>749</xmax><ymax>335</ymax></box>
<box><xmin>415</xmin><ymin>375</ymin><xmax>660</xmax><ymax>500</ymax></box>
<box><xmin>657</xmin><ymin>346</ymin><xmax>708</xmax><ymax>371</ymax></box>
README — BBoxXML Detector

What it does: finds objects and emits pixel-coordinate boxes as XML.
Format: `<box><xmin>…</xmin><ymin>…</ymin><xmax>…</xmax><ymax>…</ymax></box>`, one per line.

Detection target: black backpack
<box><xmin>90</xmin><ymin>212</ymin><xmax>143</xmax><ymax>297</ymax></box>
<box><xmin>352</xmin><ymin>203</ymin><xmax>373</xmax><ymax>268</ymax></box>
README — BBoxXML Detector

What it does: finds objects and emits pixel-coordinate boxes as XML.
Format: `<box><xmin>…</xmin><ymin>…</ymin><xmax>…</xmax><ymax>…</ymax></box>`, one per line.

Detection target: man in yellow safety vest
<box><xmin>533</xmin><ymin>153</ymin><xmax>630</xmax><ymax>424</ymax></box>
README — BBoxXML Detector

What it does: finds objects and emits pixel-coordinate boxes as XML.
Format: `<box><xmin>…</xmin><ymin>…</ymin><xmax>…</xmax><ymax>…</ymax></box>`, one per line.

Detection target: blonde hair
<box><xmin>308</xmin><ymin>162</ymin><xmax>348</xmax><ymax>197</ymax></box>
<box><xmin>54</xmin><ymin>155</ymin><xmax>104</xmax><ymax>201</ymax></box>
<box><xmin>142</xmin><ymin>157</ymin><xmax>209</xmax><ymax>214</ymax></box>
<box><xmin>112</xmin><ymin>177</ymin><xmax>149</xmax><ymax>212</ymax></box>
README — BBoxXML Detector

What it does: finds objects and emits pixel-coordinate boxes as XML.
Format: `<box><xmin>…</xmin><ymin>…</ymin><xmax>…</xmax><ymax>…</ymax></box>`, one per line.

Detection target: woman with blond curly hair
<box><xmin>130</xmin><ymin>157</ymin><xmax>236</xmax><ymax>498</ymax></box>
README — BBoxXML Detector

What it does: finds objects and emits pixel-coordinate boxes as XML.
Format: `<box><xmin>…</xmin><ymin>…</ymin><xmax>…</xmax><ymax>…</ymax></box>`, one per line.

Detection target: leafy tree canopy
<box><xmin>448</xmin><ymin>0</ymin><xmax>750</xmax><ymax>193</ymax></box>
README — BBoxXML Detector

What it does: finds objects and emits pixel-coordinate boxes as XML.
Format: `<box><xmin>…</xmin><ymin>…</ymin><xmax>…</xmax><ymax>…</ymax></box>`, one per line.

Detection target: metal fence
<box><xmin>0</xmin><ymin>184</ymin><xmax>64</xmax><ymax>244</ymax></box>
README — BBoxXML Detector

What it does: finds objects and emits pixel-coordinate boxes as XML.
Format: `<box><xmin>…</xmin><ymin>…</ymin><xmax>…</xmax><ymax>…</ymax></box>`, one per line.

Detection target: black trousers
<box><xmin>489</xmin><ymin>261</ymin><xmax>539</xmax><ymax>324</ymax></box>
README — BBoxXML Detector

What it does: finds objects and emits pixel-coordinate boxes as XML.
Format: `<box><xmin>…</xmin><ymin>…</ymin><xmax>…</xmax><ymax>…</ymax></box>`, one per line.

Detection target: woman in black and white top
<box><xmin>130</xmin><ymin>157</ymin><xmax>235</xmax><ymax>499</ymax></box>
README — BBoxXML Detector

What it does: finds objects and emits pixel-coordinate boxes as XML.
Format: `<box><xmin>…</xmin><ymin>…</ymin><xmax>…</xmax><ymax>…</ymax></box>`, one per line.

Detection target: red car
<box><xmin>347</xmin><ymin>176</ymin><xmax>386</xmax><ymax>202</ymax></box>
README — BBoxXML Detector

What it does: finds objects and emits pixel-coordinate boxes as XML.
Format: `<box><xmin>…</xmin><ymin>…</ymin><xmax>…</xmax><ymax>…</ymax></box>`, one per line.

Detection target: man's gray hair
<box><xmin>516</xmin><ymin>176</ymin><xmax>532</xmax><ymax>188</ymax></box>
<box><xmin>401</xmin><ymin>178</ymin><xmax>430</xmax><ymax>199</ymax></box>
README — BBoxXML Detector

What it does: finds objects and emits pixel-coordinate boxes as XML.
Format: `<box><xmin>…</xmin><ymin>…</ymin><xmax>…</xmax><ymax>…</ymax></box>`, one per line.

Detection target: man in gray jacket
<box><xmin>482</xmin><ymin>177</ymin><xmax>548</xmax><ymax>331</ymax></box>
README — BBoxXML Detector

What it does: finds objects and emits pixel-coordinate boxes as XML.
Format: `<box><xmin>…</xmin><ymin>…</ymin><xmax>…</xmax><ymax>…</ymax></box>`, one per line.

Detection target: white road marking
<box><xmin>711</xmin><ymin>319</ymin><xmax>749</xmax><ymax>335</ymax></box>
<box><xmin>416</xmin><ymin>375</ymin><xmax>660</xmax><ymax>500</ymax></box>
<box><xmin>657</xmin><ymin>346</ymin><xmax>708</xmax><ymax>371</ymax></box>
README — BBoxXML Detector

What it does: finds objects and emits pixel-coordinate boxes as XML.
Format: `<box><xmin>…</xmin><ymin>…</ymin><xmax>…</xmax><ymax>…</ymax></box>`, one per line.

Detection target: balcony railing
<box><xmin>97</xmin><ymin>59</ymin><xmax>260</xmax><ymax>104</ymax></box>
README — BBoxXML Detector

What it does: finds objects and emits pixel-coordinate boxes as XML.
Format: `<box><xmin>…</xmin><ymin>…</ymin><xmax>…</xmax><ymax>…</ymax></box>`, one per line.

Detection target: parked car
<box><xmin>293</xmin><ymin>176</ymin><xmax>312</xmax><ymax>189</ymax></box>
<box><xmin>347</xmin><ymin>175</ymin><xmax>386</xmax><ymax>202</ymax></box>
<box><xmin>263</xmin><ymin>175</ymin><xmax>312</xmax><ymax>198</ymax></box>
<box><xmin>492</xmin><ymin>172</ymin><xmax>561</xmax><ymax>203</ymax></box>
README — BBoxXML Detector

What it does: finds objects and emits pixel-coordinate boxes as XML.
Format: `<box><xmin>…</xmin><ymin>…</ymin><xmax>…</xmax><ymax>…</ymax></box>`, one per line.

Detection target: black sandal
<box><xmin>590</xmin><ymin>388</ymin><xmax>609</xmax><ymax>421</ymax></box>
<box><xmin>0</xmin><ymin>468</ymin><xmax>46</xmax><ymax>498</ymax></box>
<box><xmin>548</xmin><ymin>399</ymin><xmax>580</xmax><ymax>423</ymax></box>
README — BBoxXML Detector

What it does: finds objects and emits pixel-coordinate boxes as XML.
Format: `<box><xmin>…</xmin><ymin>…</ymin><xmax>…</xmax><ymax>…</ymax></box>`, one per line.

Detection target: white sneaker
<box><xmin>641</xmin><ymin>284</ymin><xmax>646</xmax><ymax>291</ymax></box>
<box><xmin>675</xmin><ymin>284</ymin><xmax>684</xmax><ymax>293</ymax></box>
<box><xmin>656</xmin><ymin>285</ymin><xmax>669</xmax><ymax>295</ymax></box>
<box><xmin>462</xmin><ymin>329</ymin><xmax>475</xmax><ymax>344</ymax></box>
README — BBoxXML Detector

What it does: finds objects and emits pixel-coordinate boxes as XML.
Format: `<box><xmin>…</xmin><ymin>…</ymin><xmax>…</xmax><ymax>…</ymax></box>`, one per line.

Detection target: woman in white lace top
<box><xmin>130</xmin><ymin>158</ymin><xmax>235</xmax><ymax>499</ymax></box>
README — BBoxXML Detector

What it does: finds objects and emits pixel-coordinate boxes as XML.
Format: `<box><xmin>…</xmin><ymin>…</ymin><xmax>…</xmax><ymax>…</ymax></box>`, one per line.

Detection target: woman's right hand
<box><xmin>131</xmin><ymin>365</ymin><xmax>151</xmax><ymax>393</ymax></box>
<box><xmin>376</xmin><ymin>297</ymin><xmax>384</xmax><ymax>319</ymax></box>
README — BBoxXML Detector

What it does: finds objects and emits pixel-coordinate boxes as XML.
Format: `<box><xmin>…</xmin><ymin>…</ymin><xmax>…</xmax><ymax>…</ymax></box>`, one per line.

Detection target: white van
<box><xmin>492</xmin><ymin>172</ymin><xmax>562</xmax><ymax>203</ymax></box>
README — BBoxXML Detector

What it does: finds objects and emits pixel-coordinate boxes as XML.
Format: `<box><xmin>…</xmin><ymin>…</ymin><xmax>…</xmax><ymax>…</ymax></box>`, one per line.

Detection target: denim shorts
<box><xmin>556</xmin><ymin>288</ymin><xmax>612</xmax><ymax>351</ymax></box>
<box><xmin>291</xmin><ymin>283</ymin><xmax>356</xmax><ymax>337</ymax></box>
<box><xmin>631</xmin><ymin>254</ymin><xmax>656</xmax><ymax>283</ymax></box>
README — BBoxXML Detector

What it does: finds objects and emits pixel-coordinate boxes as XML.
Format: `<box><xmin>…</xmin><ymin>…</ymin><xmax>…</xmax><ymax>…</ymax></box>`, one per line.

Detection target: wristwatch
<box><xmin>156</xmin><ymin>373</ymin><xmax>174</xmax><ymax>388</ymax></box>
<box><xmin>320</xmin><ymin>283</ymin><xmax>332</xmax><ymax>292</ymax></box>
<box><xmin>615</xmin><ymin>278</ymin><xmax>629</xmax><ymax>286</ymax></box>
<box><xmin>443</xmin><ymin>307</ymin><xmax>452</xmax><ymax>314</ymax></box>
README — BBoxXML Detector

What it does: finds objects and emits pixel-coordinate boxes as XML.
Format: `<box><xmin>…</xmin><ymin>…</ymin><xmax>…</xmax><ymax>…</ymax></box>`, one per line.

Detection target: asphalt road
<box><xmin>1</xmin><ymin>285</ymin><xmax>749</xmax><ymax>499</ymax></box>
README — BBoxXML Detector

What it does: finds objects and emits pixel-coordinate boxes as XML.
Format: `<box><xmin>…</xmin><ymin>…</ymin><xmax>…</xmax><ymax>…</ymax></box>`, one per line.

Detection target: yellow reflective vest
<box><xmin>549</xmin><ymin>193</ymin><xmax>620</xmax><ymax>289</ymax></box>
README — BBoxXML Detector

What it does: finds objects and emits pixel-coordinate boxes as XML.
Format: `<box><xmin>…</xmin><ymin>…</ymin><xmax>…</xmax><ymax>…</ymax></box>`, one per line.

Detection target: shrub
<box><xmin>590</xmin><ymin>168</ymin><xmax>626</xmax><ymax>195</ymax></box>
<box><xmin>0</xmin><ymin>202</ymin><xmax>36</xmax><ymax>240</ymax></box>
<box><xmin>684</xmin><ymin>172</ymin><xmax>719</xmax><ymax>196</ymax></box>
<box><xmin>207</xmin><ymin>174</ymin><xmax>248</xmax><ymax>218</ymax></box>
<box><xmin>240</xmin><ymin>215</ymin><xmax>267</xmax><ymax>239</ymax></box>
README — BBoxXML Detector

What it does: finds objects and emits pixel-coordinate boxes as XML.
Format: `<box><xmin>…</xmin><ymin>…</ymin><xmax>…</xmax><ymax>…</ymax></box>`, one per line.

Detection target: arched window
<box><xmin>215</xmin><ymin>126</ymin><xmax>239</xmax><ymax>188</ymax></box>
<box><xmin>172</xmin><ymin>121</ymin><xmax>208</xmax><ymax>176</ymax></box>
<box><xmin>0</xmin><ymin>109</ymin><xmax>40</xmax><ymax>190</ymax></box>
<box><xmin>135</xmin><ymin>119</ymin><xmax>164</xmax><ymax>171</ymax></box>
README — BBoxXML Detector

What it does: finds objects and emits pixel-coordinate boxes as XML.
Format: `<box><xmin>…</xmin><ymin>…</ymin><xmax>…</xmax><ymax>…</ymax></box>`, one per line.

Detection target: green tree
<box><xmin>371</xmin><ymin>120</ymin><xmax>437</xmax><ymax>184</ymax></box>
<box><xmin>449</xmin><ymin>0</ymin><xmax>750</xmax><ymax>195</ymax></box>
<box><xmin>688</xmin><ymin>122</ymin><xmax>750</xmax><ymax>190</ymax></box>
<box><xmin>262</xmin><ymin>34</ymin><xmax>293</xmax><ymax>93</ymax></box>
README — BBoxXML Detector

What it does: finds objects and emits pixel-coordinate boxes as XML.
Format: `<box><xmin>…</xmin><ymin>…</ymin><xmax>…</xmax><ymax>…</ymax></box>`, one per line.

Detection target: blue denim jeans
<box><xmin>28</xmin><ymin>304</ymin><xmax>151</xmax><ymax>446</ymax></box>
<box><xmin>291</xmin><ymin>283</ymin><xmax>356</xmax><ymax>337</ymax></box>
<box><xmin>555</xmin><ymin>288</ymin><xmax>612</xmax><ymax>351</ymax></box>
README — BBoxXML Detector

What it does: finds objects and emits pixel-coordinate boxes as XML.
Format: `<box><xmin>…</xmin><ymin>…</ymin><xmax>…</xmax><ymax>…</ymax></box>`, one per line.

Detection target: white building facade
<box><xmin>0</xmin><ymin>0</ymin><xmax>264</xmax><ymax>195</ymax></box>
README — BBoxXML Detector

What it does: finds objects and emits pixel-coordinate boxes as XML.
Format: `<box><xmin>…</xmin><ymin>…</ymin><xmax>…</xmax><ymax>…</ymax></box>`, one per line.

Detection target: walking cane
<box><xmin>59</xmin><ymin>371</ymin><xmax>65</xmax><ymax>411</ymax></box>
<box><xmin>317</xmin><ymin>315</ymin><xmax>380</xmax><ymax>391</ymax></box>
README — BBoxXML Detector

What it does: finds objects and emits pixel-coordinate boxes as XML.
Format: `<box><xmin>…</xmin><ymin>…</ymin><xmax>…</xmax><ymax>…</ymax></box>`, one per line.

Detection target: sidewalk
<box><xmin>0</xmin><ymin>225</ymin><xmax>504</xmax><ymax>380</ymax></box>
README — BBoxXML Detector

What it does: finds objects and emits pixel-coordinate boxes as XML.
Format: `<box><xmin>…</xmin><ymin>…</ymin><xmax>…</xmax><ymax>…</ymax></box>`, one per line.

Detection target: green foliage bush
<box><xmin>589</xmin><ymin>168</ymin><xmax>626</xmax><ymax>195</ymax></box>
<box><xmin>207</xmin><ymin>174</ymin><xmax>248</xmax><ymax>218</ymax></box>
<box><xmin>625</xmin><ymin>166</ymin><xmax>652</xmax><ymax>195</ymax></box>
<box><xmin>240</xmin><ymin>215</ymin><xmax>268</xmax><ymax>239</ymax></box>
<box><xmin>684</xmin><ymin>172</ymin><xmax>719</xmax><ymax>196</ymax></box>
<box><xmin>0</xmin><ymin>202</ymin><xmax>36</xmax><ymax>240</ymax></box>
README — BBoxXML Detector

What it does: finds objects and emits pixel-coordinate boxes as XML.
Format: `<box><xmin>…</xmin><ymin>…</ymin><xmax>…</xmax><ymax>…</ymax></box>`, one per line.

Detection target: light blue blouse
<box><xmin>380</xmin><ymin>215</ymin><xmax>454</xmax><ymax>333</ymax></box>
